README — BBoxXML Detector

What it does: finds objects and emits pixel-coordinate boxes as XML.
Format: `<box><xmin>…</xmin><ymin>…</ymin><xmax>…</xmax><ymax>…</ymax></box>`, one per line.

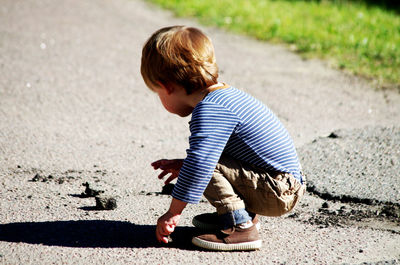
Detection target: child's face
<box><xmin>153</xmin><ymin>83</ymin><xmax>194</xmax><ymax>117</ymax></box>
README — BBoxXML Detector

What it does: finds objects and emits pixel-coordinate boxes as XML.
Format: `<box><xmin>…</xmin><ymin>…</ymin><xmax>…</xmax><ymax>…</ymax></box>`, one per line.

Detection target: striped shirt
<box><xmin>172</xmin><ymin>86</ymin><xmax>302</xmax><ymax>204</ymax></box>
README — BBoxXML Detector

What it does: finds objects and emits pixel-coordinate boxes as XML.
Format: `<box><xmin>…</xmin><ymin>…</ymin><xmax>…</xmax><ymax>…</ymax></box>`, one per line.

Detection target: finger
<box><xmin>161</xmin><ymin>224</ymin><xmax>170</xmax><ymax>236</ymax></box>
<box><xmin>157</xmin><ymin>170</ymin><xmax>170</xmax><ymax>180</ymax></box>
<box><xmin>158</xmin><ymin>159</ymin><xmax>175</xmax><ymax>165</ymax></box>
<box><xmin>162</xmin><ymin>223</ymin><xmax>176</xmax><ymax>236</ymax></box>
<box><xmin>157</xmin><ymin>234</ymin><xmax>169</xmax><ymax>244</ymax></box>
<box><xmin>151</xmin><ymin>159</ymin><xmax>166</xmax><ymax>169</ymax></box>
<box><xmin>159</xmin><ymin>160</ymin><xmax>182</xmax><ymax>169</ymax></box>
<box><xmin>156</xmin><ymin>225</ymin><xmax>167</xmax><ymax>243</ymax></box>
<box><xmin>165</xmin><ymin>224</ymin><xmax>175</xmax><ymax>233</ymax></box>
<box><xmin>164</xmin><ymin>174</ymin><xmax>177</xmax><ymax>185</ymax></box>
<box><xmin>157</xmin><ymin>220</ymin><xmax>169</xmax><ymax>235</ymax></box>
<box><xmin>152</xmin><ymin>159</ymin><xmax>174</xmax><ymax>168</ymax></box>
<box><xmin>159</xmin><ymin>164</ymin><xmax>174</xmax><ymax>171</ymax></box>
<box><xmin>157</xmin><ymin>234</ymin><xmax>168</xmax><ymax>244</ymax></box>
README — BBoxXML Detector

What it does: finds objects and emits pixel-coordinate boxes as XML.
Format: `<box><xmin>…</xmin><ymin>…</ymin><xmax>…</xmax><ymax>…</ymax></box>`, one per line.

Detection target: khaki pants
<box><xmin>203</xmin><ymin>154</ymin><xmax>306</xmax><ymax>216</ymax></box>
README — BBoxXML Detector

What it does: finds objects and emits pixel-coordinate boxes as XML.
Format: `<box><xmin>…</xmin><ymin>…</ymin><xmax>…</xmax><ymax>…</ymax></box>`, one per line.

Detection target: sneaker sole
<box><xmin>192</xmin><ymin>218</ymin><xmax>261</xmax><ymax>231</ymax></box>
<box><xmin>192</xmin><ymin>237</ymin><xmax>262</xmax><ymax>251</ymax></box>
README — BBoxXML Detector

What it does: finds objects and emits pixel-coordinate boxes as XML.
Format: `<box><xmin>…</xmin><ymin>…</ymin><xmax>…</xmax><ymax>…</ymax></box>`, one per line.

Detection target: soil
<box><xmin>290</xmin><ymin>197</ymin><xmax>400</xmax><ymax>233</ymax></box>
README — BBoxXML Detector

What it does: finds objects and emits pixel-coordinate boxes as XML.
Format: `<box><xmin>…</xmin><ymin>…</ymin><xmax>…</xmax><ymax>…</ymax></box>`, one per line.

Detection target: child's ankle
<box><xmin>218</xmin><ymin>208</ymin><xmax>252</xmax><ymax>230</ymax></box>
<box><xmin>237</xmin><ymin>220</ymin><xmax>254</xmax><ymax>229</ymax></box>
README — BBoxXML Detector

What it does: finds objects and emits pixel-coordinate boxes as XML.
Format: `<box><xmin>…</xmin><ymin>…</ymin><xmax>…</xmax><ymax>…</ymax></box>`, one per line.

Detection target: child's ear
<box><xmin>156</xmin><ymin>81</ymin><xmax>174</xmax><ymax>95</ymax></box>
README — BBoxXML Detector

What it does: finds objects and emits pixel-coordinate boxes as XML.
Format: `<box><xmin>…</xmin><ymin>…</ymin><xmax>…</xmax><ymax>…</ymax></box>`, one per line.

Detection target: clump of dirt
<box><xmin>381</xmin><ymin>205</ymin><xmax>400</xmax><ymax>218</ymax></box>
<box><xmin>72</xmin><ymin>181</ymin><xmax>118</xmax><ymax>211</ymax></box>
<box><xmin>289</xmin><ymin>201</ymin><xmax>400</xmax><ymax>233</ymax></box>
<box><xmin>30</xmin><ymin>173</ymin><xmax>51</xmax><ymax>182</ymax></box>
<box><xmin>30</xmin><ymin>173</ymin><xmax>75</xmax><ymax>184</ymax></box>
<box><xmin>95</xmin><ymin>196</ymin><xmax>117</xmax><ymax>210</ymax></box>
<box><xmin>21</xmin><ymin>167</ymin><xmax>111</xmax><ymax>186</ymax></box>
<box><xmin>81</xmin><ymin>182</ymin><xmax>104</xmax><ymax>197</ymax></box>
<box><xmin>139</xmin><ymin>183</ymin><xmax>175</xmax><ymax>196</ymax></box>
<box><xmin>161</xmin><ymin>183</ymin><xmax>175</xmax><ymax>195</ymax></box>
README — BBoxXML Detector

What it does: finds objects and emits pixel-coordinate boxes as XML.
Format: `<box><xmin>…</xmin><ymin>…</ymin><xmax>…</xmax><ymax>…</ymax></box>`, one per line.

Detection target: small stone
<box><xmin>57</xmin><ymin>178</ymin><xmax>65</xmax><ymax>184</ymax></box>
<box><xmin>31</xmin><ymin>174</ymin><xmax>40</xmax><ymax>182</ymax></box>
<box><xmin>167</xmin><ymin>235</ymin><xmax>173</xmax><ymax>243</ymax></box>
<box><xmin>327</xmin><ymin>132</ymin><xmax>339</xmax><ymax>138</ymax></box>
<box><xmin>31</xmin><ymin>173</ymin><xmax>46</xmax><ymax>182</ymax></box>
<box><xmin>288</xmin><ymin>212</ymin><xmax>299</xmax><ymax>218</ymax></box>
<box><xmin>322</xmin><ymin>202</ymin><xmax>329</xmax><ymax>208</ymax></box>
<box><xmin>95</xmin><ymin>196</ymin><xmax>117</xmax><ymax>210</ymax></box>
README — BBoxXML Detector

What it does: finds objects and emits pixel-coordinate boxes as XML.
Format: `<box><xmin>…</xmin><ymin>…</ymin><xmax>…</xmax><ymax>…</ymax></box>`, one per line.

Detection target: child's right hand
<box><xmin>156</xmin><ymin>210</ymin><xmax>180</xmax><ymax>244</ymax></box>
<box><xmin>151</xmin><ymin>159</ymin><xmax>184</xmax><ymax>184</ymax></box>
<box><xmin>156</xmin><ymin>198</ymin><xmax>187</xmax><ymax>244</ymax></box>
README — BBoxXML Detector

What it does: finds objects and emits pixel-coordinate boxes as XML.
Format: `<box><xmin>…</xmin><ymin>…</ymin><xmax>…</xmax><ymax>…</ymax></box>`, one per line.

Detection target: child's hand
<box><xmin>156</xmin><ymin>210</ymin><xmax>180</xmax><ymax>244</ymax></box>
<box><xmin>151</xmin><ymin>159</ymin><xmax>184</xmax><ymax>184</ymax></box>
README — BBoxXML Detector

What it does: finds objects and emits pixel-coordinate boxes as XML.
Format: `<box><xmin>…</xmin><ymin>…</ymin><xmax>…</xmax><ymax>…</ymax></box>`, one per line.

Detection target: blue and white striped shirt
<box><xmin>172</xmin><ymin>86</ymin><xmax>302</xmax><ymax>204</ymax></box>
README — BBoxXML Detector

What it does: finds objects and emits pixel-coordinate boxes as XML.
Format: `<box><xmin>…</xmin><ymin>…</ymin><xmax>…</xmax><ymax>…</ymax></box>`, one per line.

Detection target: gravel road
<box><xmin>1</xmin><ymin>0</ymin><xmax>399</xmax><ymax>264</ymax></box>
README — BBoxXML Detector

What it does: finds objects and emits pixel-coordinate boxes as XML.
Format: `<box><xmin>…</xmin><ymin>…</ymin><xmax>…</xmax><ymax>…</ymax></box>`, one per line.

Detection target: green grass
<box><xmin>148</xmin><ymin>0</ymin><xmax>400</xmax><ymax>90</ymax></box>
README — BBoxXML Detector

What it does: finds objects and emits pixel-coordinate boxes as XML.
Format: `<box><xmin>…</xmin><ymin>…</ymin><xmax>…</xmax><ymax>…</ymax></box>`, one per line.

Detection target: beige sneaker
<box><xmin>192</xmin><ymin>224</ymin><xmax>262</xmax><ymax>251</ymax></box>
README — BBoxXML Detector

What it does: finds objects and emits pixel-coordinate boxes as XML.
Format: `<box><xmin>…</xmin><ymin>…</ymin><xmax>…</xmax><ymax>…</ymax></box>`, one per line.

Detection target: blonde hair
<box><xmin>141</xmin><ymin>26</ymin><xmax>218</xmax><ymax>94</ymax></box>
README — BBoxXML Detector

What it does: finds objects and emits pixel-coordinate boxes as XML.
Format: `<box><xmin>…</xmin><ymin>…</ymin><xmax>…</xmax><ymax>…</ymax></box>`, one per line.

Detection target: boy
<box><xmin>141</xmin><ymin>26</ymin><xmax>305</xmax><ymax>251</ymax></box>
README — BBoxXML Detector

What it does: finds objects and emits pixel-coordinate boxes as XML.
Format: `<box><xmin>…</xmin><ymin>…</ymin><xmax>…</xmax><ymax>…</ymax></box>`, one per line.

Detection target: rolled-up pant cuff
<box><xmin>218</xmin><ymin>208</ymin><xmax>252</xmax><ymax>230</ymax></box>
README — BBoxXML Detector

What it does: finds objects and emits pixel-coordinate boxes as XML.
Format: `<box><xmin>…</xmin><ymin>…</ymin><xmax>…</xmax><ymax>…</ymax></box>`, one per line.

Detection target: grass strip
<box><xmin>148</xmin><ymin>0</ymin><xmax>400</xmax><ymax>91</ymax></box>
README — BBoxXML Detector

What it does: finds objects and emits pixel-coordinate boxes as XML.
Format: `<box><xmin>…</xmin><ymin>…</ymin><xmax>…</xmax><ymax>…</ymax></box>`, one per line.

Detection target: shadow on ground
<box><xmin>0</xmin><ymin>220</ymin><xmax>198</xmax><ymax>250</ymax></box>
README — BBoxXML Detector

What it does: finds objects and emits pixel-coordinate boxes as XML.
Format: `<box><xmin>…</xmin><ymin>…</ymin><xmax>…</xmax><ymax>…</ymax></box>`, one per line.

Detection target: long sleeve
<box><xmin>171</xmin><ymin>102</ymin><xmax>240</xmax><ymax>204</ymax></box>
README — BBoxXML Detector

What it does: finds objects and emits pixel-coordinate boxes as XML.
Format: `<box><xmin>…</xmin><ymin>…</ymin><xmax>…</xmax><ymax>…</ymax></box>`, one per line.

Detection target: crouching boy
<box><xmin>140</xmin><ymin>25</ymin><xmax>306</xmax><ymax>251</ymax></box>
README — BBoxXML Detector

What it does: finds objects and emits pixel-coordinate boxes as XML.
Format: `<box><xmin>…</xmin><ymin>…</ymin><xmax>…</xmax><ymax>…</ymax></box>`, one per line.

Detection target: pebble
<box><xmin>322</xmin><ymin>202</ymin><xmax>329</xmax><ymax>209</ymax></box>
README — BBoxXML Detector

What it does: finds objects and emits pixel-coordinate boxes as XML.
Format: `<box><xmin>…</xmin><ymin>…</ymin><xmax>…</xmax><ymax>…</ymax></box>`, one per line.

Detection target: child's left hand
<box><xmin>151</xmin><ymin>159</ymin><xmax>184</xmax><ymax>184</ymax></box>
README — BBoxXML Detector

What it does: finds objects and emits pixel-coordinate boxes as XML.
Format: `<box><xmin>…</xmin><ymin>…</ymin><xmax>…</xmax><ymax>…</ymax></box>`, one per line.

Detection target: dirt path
<box><xmin>0</xmin><ymin>0</ymin><xmax>399</xmax><ymax>264</ymax></box>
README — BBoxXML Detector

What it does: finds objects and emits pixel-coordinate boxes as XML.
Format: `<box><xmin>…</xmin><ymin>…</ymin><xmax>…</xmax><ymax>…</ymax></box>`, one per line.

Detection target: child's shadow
<box><xmin>0</xmin><ymin>220</ymin><xmax>198</xmax><ymax>250</ymax></box>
